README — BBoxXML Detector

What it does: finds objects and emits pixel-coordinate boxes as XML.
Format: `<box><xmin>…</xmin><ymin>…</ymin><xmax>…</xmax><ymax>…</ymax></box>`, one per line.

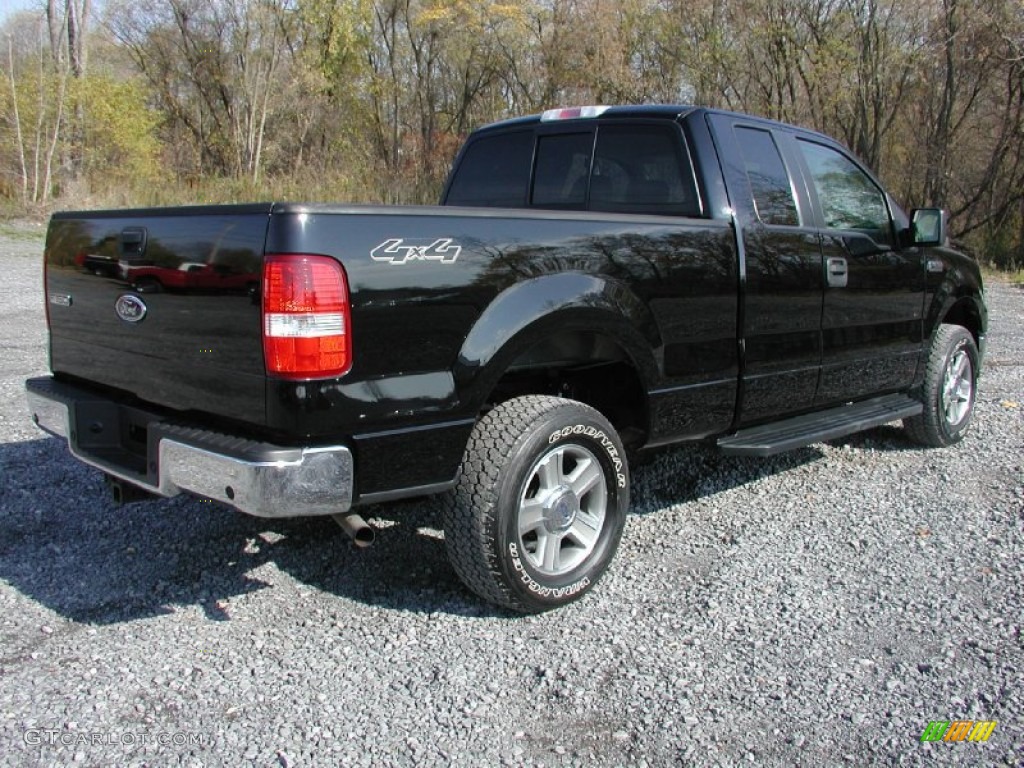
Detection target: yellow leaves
<box><xmin>299</xmin><ymin>0</ymin><xmax>372</xmax><ymax>82</ymax></box>
<box><xmin>415</xmin><ymin>0</ymin><xmax>530</xmax><ymax>34</ymax></box>
<box><xmin>73</xmin><ymin>75</ymin><xmax>163</xmax><ymax>183</ymax></box>
<box><xmin>1001</xmin><ymin>400</ymin><xmax>1020</xmax><ymax>409</ymax></box>
<box><xmin>415</xmin><ymin>6</ymin><xmax>452</xmax><ymax>26</ymax></box>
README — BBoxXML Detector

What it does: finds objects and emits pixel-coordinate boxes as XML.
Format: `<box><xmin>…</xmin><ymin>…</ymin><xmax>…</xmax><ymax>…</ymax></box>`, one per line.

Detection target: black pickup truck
<box><xmin>26</xmin><ymin>105</ymin><xmax>987</xmax><ymax>612</ymax></box>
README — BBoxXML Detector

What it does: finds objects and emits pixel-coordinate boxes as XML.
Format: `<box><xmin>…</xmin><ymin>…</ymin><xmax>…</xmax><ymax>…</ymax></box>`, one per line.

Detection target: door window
<box><xmin>735</xmin><ymin>127</ymin><xmax>799</xmax><ymax>226</ymax></box>
<box><xmin>798</xmin><ymin>140</ymin><xmax>893</xmax><ymax>245</ymax></box>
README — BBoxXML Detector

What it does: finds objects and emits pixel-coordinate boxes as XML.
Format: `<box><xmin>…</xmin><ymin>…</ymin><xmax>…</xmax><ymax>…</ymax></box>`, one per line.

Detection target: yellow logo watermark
<box><xmin>920</xmin><ymin>720</ymin><xmax>997</xmax><ymax>742</ymax></box>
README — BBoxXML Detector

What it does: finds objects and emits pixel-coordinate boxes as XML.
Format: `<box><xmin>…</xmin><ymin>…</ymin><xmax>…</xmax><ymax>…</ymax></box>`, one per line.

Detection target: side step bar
<box><xmin>717</xmin><ymin>394</ymin><xmax>923</xmax><ymax>457</ymax></box>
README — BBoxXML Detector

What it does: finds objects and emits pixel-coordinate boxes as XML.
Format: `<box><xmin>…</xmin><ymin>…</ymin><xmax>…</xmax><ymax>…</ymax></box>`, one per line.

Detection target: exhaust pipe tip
<box><xmin>351</xmin><ymin>525</ymin><xmax>375</xmax><ymax>548</ymax></box>
<box><xmin>331</xmin><ymin>513</ymin><xmax>375</xmax><ymax>548</ymax></box>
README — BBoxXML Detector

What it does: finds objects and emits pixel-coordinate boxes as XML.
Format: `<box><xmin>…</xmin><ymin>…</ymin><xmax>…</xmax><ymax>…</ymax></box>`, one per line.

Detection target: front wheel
<box><xmin>443</xmin><ymin>396</ymin><xmax>629</xmax><ymax>612</ymax></box>
<box><xmin>904</xmin><ymin>324</ymin><xmax>979</xmax><ymax>447</ymax></box>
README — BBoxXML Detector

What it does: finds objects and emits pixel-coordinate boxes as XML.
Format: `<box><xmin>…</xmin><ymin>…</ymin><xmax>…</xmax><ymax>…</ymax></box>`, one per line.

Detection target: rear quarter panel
<box><xmin>264</xmin><ymin>205</ymin><xmax>739</xmax><ymax>452</ymax></box>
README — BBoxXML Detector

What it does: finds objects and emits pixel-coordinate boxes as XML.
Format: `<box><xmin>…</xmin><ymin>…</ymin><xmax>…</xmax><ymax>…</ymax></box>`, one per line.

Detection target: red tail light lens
<box><xmin>43</xmin><ymin>256</ymin><xmax>51</xmax><ymax>331</ymax></box>
<box><xmin>262</xmin><ymin>254</ymin><xmax>352</xmax><ymax>379</ymax></box>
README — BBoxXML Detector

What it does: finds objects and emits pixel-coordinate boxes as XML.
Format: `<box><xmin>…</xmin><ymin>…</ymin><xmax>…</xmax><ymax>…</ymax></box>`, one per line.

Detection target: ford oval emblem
<box><xmin>115</xmin><ymin>294</ymin><xmax>147</xmax><ymax>323</ymax></box>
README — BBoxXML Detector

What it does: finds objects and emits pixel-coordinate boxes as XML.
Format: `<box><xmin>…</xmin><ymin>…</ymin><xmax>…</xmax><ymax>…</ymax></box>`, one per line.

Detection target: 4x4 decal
<box><xmin>370</xmin><ymin>238</ymin><xmax>462</xmax><ymax>265</ymax></box>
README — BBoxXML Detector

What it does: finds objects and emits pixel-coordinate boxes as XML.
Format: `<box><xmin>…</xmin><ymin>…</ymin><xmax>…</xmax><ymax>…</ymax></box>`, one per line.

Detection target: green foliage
<box><xmin>0</xmin><ymin>63</ymin><xmax>67</xmax><ymax>203</ymax></box>
<box><xmin>74</xmin><ymin>75</ymin><xmax>163</xmax><ymax>187</ymax></box>
<box><xmin>301</xmin><ymin>0</ymin><xmax>373</xmax><ymax>84</ymax></box>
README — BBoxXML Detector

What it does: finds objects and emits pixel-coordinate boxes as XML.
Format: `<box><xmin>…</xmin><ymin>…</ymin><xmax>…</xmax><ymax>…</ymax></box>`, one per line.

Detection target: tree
<box><xmin>2</xmin><ymin>12</ymin><xmax>71</xmax><ymax>204</ymax></box>
<box><xmin>107</xmin><ymin>0</ymin><xmax>294</xmax><ymax>182</ymax></box>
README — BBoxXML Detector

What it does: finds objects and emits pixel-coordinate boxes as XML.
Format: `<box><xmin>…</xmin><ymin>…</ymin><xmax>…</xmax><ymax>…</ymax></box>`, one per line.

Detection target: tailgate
<box><xmin>44</xmin><ymin>206</ymin><xmax>272</xmax><ymax>425</ymax></box>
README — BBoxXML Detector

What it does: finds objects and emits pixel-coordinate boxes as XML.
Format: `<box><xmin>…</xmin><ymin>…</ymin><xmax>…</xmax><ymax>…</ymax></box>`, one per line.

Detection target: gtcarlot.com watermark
<box><xmin>25</xmin><ymin>729</ymin><xmax>214</xmax><ymax>748</ymax></box>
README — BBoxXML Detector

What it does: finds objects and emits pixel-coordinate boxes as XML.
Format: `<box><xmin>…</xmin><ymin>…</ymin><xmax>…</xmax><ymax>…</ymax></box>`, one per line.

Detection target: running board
<box><xmin>717</xmin><ymin>394</ymin><xmax>922</xmax><ymax>457</ymax></box>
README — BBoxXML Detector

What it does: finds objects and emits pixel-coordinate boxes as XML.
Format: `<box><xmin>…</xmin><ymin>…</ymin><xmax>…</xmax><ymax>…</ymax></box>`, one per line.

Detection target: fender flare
<box><xmin>454</xmin><ymin>272</ymin><xmax>661</xmax><ymax>405</ymax></box>
<box><xmin>924</xmin><ymin>257</ymin><xmax>987</xmax><ymax>343</ymax></box>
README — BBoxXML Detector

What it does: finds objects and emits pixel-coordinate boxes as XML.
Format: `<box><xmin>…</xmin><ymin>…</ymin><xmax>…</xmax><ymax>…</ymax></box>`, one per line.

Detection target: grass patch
<box><xmin>982</xmin><ymin>265</ymin><xmax>1024</xmax><ymax>287</ymax></box>
<box><xmin>0</xmin><ymin>221</ymin><xmax>46</xmax><ymax>242</ymax></box>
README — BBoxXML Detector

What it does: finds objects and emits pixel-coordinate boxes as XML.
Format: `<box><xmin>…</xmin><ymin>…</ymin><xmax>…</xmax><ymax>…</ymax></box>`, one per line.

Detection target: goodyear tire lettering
<box><xmin>549</xmin><ymin>423</ymin><xmax>626</xmax><ymax>488</ymax></box>
<box><xmin>508</xmin><ymin>543</ymin><xmax>591</xmax><ymax>599</ymax></box>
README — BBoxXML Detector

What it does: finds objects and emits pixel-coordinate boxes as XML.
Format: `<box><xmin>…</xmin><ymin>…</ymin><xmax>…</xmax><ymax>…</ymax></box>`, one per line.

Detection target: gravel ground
<box><xmin>0</xmin><ymin>221</ymin><xmax>1021</xmax><ymax>767</ymax></box>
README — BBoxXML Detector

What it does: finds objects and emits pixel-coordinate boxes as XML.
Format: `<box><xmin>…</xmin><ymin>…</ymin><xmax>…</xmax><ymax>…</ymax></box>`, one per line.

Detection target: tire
<box><xmin>904</xmin><ymin>324</ymin><xmax>979</xmax><ymax>447</ymax></box>
<box><xmin>443</xmin><ymin>396</ymin><xmax>629</xmax><ymax>613</ymax></box>
<box><xmin>133</xmin><ymin>277</ymin><xmax>162</xmax><ymax>294</ymax></box>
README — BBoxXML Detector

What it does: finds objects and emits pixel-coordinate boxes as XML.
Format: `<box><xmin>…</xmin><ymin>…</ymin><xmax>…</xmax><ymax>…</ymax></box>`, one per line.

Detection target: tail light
<box><xmin>262</xmin><ymin>254</ymin><xmax>352</xmax><ymax>379</ymax></box>
<box><xmin>43</xmin><ymin>255</ymin><xmax>51</xmax><ymax>331</ymax></box>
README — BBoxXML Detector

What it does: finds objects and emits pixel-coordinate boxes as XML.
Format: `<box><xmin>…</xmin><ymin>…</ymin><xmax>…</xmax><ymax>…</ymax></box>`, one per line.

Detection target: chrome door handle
<box><xmin>827</xmin><ymin>257</ymin><xmax>848</xmax><ymax>288</ymax></box>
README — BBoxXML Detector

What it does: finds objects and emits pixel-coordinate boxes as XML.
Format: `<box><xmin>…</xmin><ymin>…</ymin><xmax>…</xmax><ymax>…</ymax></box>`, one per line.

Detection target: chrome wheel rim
<box><xmin>517</xmin><ymin>444</ymin><xmax>607</xmax><ymax>577</ymax></box>
<box><xmin>942</xmin><ymin>349</ymin><xmax>973</xmax><ymax>427</ymax></box>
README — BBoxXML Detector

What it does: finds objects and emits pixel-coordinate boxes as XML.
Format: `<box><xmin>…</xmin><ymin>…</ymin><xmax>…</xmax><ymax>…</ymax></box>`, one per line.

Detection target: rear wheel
<box><xmin>443</xmin><ymin>396</ymin><xmax>629</xmax><ymax>612</ymax></box>
<box><xmin>133</xmin><ymin>277</ymin><xmax>162</xmax><ymax>294</ymax></box>
<box><xmin>904</xmin><ymin>324</ymin><xmax>978</xmax><ymax>447</ymax></box>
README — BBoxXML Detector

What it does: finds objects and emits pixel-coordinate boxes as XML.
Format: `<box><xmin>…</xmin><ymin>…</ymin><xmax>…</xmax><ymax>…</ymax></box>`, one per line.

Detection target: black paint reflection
<box><xmin>818</xmin><ymin>232</ymin><xmax>924</xmax><ymax>404</ymax></box>
<box><xmin>45</xmin><ymin>212</ymin><xmax>267</xmax><ymax>423</ymax></box>
<box><xmin>741</xmin><ymin>225</ymin><xmax>823</xmax><ymax>423</ymax></box>
<box><xmin>269</xmin><ymin>209</ymin><xmax>739</xmax><ymax>443</ymax></box>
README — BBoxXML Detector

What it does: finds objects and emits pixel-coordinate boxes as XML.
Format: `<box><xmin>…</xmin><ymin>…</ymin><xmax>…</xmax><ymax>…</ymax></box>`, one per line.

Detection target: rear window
<box><xmin>445</xmin><ymin>131</ymin><xmax>534</xmax><ymax>207</ymax></box>
<box><xmin>589</xmin><ymin>125</ymin><xmax>699</xmax><ymax>216</ymax></box>
<box><xmin>531</xmin><ymin>133</ymin><xmax>593</xmax><ymax>208</ymax></box>
<box><xmin>447</xmin><ymin>121</ymin><xmax>701</xmax><ymax>217</ymax></box>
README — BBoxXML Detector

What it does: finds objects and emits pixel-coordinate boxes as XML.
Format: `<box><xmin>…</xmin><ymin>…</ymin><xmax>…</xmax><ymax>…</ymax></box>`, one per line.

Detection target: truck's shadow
<box><xmin>0</xmin><ymin>425</ymin><xmax>918</xmax><ymax>624</ymax></box>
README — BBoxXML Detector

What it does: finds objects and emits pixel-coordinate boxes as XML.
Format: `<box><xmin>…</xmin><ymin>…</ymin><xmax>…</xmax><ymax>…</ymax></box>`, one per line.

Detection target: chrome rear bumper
<box><xmin>26</xmin><ymin>377</ymin><xmax>353</xmax><ymax>518</ymax></box>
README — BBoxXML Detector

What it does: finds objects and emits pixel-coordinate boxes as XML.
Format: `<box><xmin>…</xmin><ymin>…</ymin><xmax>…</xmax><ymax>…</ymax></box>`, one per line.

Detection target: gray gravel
<box><xmin>0</xmin><ymin>220</ymin><xmax>1021</xmax><ymax>767</ymax></box>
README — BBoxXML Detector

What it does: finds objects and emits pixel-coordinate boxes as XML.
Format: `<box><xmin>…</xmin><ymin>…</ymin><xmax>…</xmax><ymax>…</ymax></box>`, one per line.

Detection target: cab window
<box><xmin>798</xmin><ymin>140</ymin><xmax>893</xmax><ymax>246</ymax></box>
<box><xmin>589</xmin><ymin>124</ymin><xmax>699</xmax><ymax>217</ymax></box>
<box><xmin>531</xmin><ymin>133</ymin><xmax>593</xmax><ymax>208</ymax></box>
<box><xmin>735</xmin><ymin>126</ymin><xmax>799</xmax><ymax>226</ymax></box>
<box><xmin>445</xmin><ymin>131</ymin><xmax>533</xmax><ymax>207</ymax></box>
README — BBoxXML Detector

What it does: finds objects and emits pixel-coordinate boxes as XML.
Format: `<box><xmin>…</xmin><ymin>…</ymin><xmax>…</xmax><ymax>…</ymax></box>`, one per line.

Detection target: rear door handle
<box><xmin>827</xmin><ymin>257</ymin><xmax>848</xmax><ymax>288</ymax></box>
<box><xmin>120</xmin><ymin>227</ymin><xmax>148</xmax><ymax>258</ymax></box>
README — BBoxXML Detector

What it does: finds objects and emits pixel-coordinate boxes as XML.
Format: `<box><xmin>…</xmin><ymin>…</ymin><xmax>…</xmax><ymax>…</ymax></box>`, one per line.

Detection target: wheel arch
<box><xmin>454</xmin><ymin>273</ymin><xmax>660</xmax><ymax>445</ymax></box>
<box><xmin>939</xmin><ymin>295</ymin><xmax>985</xmax><ymax>347</ymax></box>
<box><xmin>924</xmin><ymin>251</ymin><xmax>988</xmax><ymax>347</ymax></box>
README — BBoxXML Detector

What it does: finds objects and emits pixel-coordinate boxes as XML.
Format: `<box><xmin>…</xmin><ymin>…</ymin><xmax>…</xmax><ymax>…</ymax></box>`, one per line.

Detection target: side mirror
<box><xmin>910</xmin><ymin>208</ymin><xmax>946</xmax><ymax>247</ymax></box>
